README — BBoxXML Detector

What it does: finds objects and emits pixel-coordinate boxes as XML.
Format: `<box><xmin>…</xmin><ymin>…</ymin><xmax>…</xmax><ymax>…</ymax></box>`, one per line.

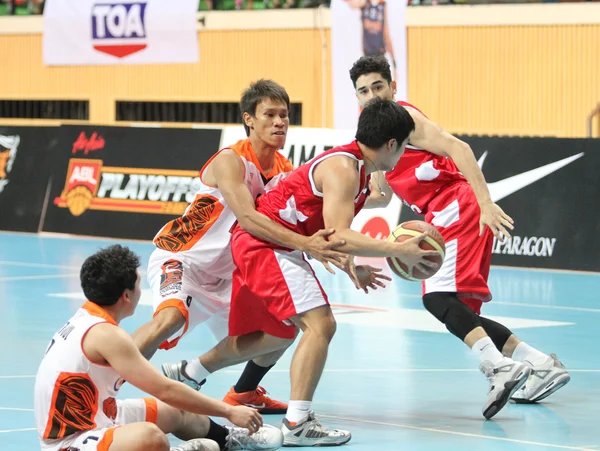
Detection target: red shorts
<box><xmin>228</xmin><ymin>228</ymin><xmax>329</xmax><ymax>339</ymax></box>
<box><xmin>422</xmin><ymin>182</ymin><xmax>494</xmax><ymax>314</ymax></box>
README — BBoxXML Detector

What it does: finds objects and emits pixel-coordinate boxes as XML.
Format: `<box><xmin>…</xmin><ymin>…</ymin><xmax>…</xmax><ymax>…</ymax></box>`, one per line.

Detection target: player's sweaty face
<box><xmin>355</xmin><ymin>73</ymin><xmax>394</xmax><ymax>106</ymax></box>
<box><xmin>252</xmin><ymin>98</ymin><xmax>289</xmax><ymax>149</ymax></box>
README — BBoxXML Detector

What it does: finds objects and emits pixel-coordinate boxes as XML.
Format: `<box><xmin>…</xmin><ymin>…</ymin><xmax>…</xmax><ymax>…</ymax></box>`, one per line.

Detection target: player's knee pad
<box><xmin>422</xmin><ymin>292</ymin><xmax>482</xmax><ymax>341</ymax></box>
<box><xmin>479</xmin><ymin>316</ymin><xmax>513</xmax><ymax>351</ymax></box>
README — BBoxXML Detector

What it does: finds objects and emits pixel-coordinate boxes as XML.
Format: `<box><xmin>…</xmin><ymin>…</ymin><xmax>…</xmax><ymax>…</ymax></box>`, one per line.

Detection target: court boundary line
<box><xmin>0</xmin><ymin>428</ymin><xmax>35</xmax><ymax>434</ymax></box>
<box><xmin>2</xmin><ymin>369</ymin><xmax>599</xmax><ymax>379</ymax></box>
<box><xmin>318</xmin><ymin>414</ymin><xmax>596</xmax><ymax>450</ymax></box>
<box><xmin>0</xmin><ymin>274</ymin><xmax>79</xmax><ymax>282</ymax></box>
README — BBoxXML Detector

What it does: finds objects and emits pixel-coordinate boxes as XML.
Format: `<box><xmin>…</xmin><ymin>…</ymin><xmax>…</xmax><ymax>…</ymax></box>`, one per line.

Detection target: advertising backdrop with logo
<box><xmin>43</xmin><ymin>0</ymin><xmax>199</xmax><ymax>66</ymax></box>
<box><xmin>42</xmin><ymin>125</ymin><xmax>222</xmax><ymax>240</ymax></box>
<box><xmin>330</xmin><ymin>0</ymin><xmax>408</xmax><ymax>130</ymax></box>
<box><xmin>398</xmin><ymin>136</ymin><xmax>600</xmax><ymax>272</ymax></box>
<box><xmin>220</xmin><ymin>126</ymin><xmax>402</xmax><ymax>242</ymax></box>
<box><xmin>0</xmin><ymin>126</ymin><xmax>58</xmax><ymax>233</ymax></box>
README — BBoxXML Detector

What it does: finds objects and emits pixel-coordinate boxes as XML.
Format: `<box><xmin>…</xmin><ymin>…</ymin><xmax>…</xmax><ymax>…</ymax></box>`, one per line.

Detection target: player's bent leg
<box><xmin>132</xmin><ymin>306</ymin><xmax>187</xmax><ymax>360</ymax></box>
<box><xmin>103</xmin><ymin>423</ymin><xmax>218</xmax><ymax>451</ymax></box>
<box><xmin>279</xmin><ymin>305</ymin><xmax>351</xmax><ymax>447</ymax></box>
<box><xmin>157</xmin><ymin>399</ymin><xmax>285</xmax><ymax>451</ymax></box>
<box><xmin>202</xmin><ymin>332</ymin><xmax>296</xmax><ymax>373</ymax></box>
<box><xmin>223</xmin><ymin>347</ymin><xmax>293</xmax><ymax>415</ymax></box>
<box><xmin>152</xmin><ymin>399</ymin><xmax>275</xmax><ymax>451</ymax></box>
<box><xmin>105</xmin><ymin>423</ymin><xmax>170</xmax><ymax>451</ymax></box>
<box><xmin>422</xmin><ymin>292</ymin><xmax>531</xmax><ymax>419</ymax></box>
<box><xmin>162</xmin><ymin>331</ymin><xmax>296</xmax><ymax>411</ymax></box>
<box><xmin>478</xmin><ymin>316</ymin><xmax>570</xmax><ymax>403</ymax></box>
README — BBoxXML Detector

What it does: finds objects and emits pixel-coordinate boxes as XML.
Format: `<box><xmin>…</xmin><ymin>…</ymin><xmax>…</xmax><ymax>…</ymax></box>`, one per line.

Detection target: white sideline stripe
<box><xmin>318</xmin><ymin>414</ymin><xmax>596</xmax><ymax>450</ymax></box>
<box><xmin>0</xmin><ymin>428</ymin><xmax>36</xmax><ymax>434</ymax></box>
<box><xmin>0</xmin><ymin>407</ymin><xmax>33</xmax><ymax>411</ymax></box>
<box><xmin>2</xmin><ymin>369</ymin><xmax>599</xmax><ymax>379</ymax></box>
<box><xmin>0</xmin><ymin>260</ymin><xmax>80</xmax><ymax>270</ymax></box>
<box><xmin>0</xmin><ymin>274</ymin><xmax>79</xmax><ymax>281</ymax></box>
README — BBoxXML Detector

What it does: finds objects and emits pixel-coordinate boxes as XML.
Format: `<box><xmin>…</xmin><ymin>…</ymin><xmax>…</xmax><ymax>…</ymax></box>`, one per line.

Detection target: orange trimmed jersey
<box><xmin>34</xmin><ymin>302</ymin><xmax>125</xmax><ymax>447</ymax></box>
<box><xmin>153</xmin><ymin>138</ymin><xmax>294</xmax><ymax>279</ymax></box>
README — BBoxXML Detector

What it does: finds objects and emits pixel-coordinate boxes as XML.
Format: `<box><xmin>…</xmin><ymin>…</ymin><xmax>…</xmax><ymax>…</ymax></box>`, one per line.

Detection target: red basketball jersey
<box><xmin>254</xmin><ymin>141</ymin><xmax>371</xmax><ymax>244</ymax></box>
<box><xmin>385</xmin><ymin>101</ymin><xmax>466</xmax><ymax>215</ymax></box>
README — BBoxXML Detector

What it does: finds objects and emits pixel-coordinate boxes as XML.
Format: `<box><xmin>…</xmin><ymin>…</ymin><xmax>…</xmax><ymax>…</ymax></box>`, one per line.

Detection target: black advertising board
<box><xmin>0</xmin><ymin>126</ymin><xmax>58</xmax><ymax>233</ymax></box>
<box><xmin>42</xmin><ymin>125</ymin><xmax>222</xmax><ymax>240</ymax></box>
<box><xmin>398</xmin><ymin>136</ymin><xmax>600</xmax><ymax>271</ymax></box>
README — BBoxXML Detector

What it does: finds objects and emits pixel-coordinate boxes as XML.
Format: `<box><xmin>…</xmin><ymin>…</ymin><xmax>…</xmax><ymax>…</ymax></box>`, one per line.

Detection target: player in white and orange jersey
<box><xmin>132</xmin><ymin>80</ymin><xmax>349</xmax><ymax>415</ymax></box>
<box><xmin>34</xmin><ymin>244</ymin><xmax>283</xmax><ymax>451</ymax></box>
<box><xmin>348</xmin><ymin>55</ymin><xmax>570</xmax><ymax>418</ymax></box>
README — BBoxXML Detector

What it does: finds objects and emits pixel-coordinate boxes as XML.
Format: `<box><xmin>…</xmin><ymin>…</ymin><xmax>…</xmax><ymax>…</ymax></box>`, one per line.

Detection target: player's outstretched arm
<box><xmin>209</xmin><ymin>150</ymin><xmax>347</xmax><ymax>272</ymax></box>
<box><xmin>318</xmin><ymin>156</ymin><xmax>438</xmax><ymax>273</ymax></box>
<box><xmin>406</xmin><ymin>107</ymin><xmax>514</xmax><ymax>240</ymax></box>
<box><xmin>85</xmin><ymin>323</ymin><xmax>263</xmax><ymax>433</ymax></box>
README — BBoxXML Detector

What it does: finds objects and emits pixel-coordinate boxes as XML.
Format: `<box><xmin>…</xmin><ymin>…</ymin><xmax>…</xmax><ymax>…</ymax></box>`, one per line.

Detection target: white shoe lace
<box><xmin>226</xmin><ymin>426</ymin><xmax>270</xmax><ymax>449</ymax></box>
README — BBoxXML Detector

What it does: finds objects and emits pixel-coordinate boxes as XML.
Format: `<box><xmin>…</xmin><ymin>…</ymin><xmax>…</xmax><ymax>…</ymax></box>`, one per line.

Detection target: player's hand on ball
<box><xmin>304</xmin><ymin>228</ymin><xmax>347</xmax><ymax>274</ymax></box>
<box><xmin>355</xmin><ymin>265</ymin><xmax>391</xmax><ymax>293</ymax></box>
<box><xmin>227</xmin><ymin>405</ymin><xmax>263</xmax><ymax>434</ymax></box>
<box><xmin>479</xmin><ymin>201</ymin><xmax>514</xmax><ymax>242</ymax></box>
<box><xmin>394</xmin><ymin>232</ymin><xmax>442</xmax><ymax>276</ymax></box>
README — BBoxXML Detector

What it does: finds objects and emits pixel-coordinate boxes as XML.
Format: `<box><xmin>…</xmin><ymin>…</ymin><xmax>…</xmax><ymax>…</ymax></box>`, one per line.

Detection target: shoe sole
<box><xmin>512</xmin><ymin>373</ymin><xmax>571</xmax><ymax>404</ymax></box>
<box><xmin>283</xmin><ymin>435</ymin><xmax>352</xmax><ymax>447</ymax></box>
<box><xmin>483</xmin><ymin>366</ymin><xmax>531</xmax><ymax>420</ymax></box>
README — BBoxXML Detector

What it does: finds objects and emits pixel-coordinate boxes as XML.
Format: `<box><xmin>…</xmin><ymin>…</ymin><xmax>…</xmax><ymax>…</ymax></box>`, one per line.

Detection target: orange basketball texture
<box><xmin>385</xmin><ymin>220</ymin><xmax>445</xmax><ymax>281</ymax></box>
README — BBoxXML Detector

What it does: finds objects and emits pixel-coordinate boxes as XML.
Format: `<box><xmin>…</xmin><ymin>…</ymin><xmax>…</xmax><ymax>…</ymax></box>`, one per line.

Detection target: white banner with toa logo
<box><xmin>219</xmin><ymin>125</ymin><xmax>402</xmax><ymax>240</ymax></box>
<box><xmin>43</xmin><ymin>0</ymin><xmax>199</xmax><ymax>66</ymax></box>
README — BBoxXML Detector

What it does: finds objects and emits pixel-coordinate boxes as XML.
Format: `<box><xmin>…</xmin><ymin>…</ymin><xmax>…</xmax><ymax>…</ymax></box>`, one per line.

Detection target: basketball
<box><xmin>385</xmin><ymin>220</ymin><xmax>446</xmax><ymax>281</ymax></box>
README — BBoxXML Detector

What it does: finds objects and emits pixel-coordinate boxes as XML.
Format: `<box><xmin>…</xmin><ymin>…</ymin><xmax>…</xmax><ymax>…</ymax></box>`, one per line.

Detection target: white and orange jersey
<box><xmin>153</xmin><ymin>138</ymin><xmax>294</xmax><ymax>279</ymax></box>
<box><xmin>34</xmin><ymin>302</ymin><xmax>124</xmax><ymax>448</ymax></box>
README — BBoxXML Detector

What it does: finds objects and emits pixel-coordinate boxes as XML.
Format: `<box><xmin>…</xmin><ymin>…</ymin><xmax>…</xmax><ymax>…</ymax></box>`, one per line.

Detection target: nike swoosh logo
<box><xmin>477</xmin><ymin>151</ymin><xmax>584</xmax><ymax>203</ymax></box>
<box><xmin>244</xmin><ymin>403</ymin><xmax>266</xmax><ymax>409</ymax></box>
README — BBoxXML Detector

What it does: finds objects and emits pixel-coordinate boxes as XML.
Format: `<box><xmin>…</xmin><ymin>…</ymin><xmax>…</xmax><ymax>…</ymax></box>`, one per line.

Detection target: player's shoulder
<box><xmin>274</xmin><ymin>151</ymin><xmax>294</xmax><ymax>172</ymax></box>
<box><xmin>396</xmin><ymin>100</ymin><xmax>427</xmax><ymax>118</ymax></box>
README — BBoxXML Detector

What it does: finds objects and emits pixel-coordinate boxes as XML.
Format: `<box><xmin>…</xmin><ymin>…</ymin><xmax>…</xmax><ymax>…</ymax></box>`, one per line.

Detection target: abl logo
<box><xmin>92</xmin><ymin>2</ymin><xmax>148</xmax><ymax>58</ymax></box>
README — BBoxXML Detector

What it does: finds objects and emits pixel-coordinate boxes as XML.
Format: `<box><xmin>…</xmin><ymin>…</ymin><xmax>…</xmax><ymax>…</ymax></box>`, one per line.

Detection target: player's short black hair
<box><xmin>240</xmin><ymin>79</ymin><xmax>290</xmax><ymax>137</ymax></box>
<box><xmin>349</xmin><ymin>55</ymin><xmax>393</xmax><ymax>88</ymax></box>
<box><xmin>355</xmin><ymin>98</ymin><xmax>415</xmax><ymax>149</ymax></box>
<box><xmin>80</xmin><ymin>244</ymin><xmax>140</xmax><ymax>306</ymax></box>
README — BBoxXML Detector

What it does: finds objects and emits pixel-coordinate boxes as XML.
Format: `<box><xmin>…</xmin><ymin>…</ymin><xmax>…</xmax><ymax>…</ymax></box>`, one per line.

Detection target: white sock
<box><xmin>184</xmin><ymin>358</ymin><xmax>211</xmax><ymax>382</ymax></box>
<box><xmin>285</xmin><ymin>400</ymin><xmax>312</xmax><ymax>424</ymax></box>
<box><xmin>472</xmin><ymin>337</ymin><xmax>505</xmax><ymax>366</ymax></box>
<box><xmin>512</xmin><ymin>342</ymin><xmax>549</xmax><ymax>367</ymax></box>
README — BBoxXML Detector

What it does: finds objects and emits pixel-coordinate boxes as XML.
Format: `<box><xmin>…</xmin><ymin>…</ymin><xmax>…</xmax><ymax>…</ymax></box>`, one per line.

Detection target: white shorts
<box><xmin>147</xmin><ymin>248</ymin><xmax>232</xmax><ymax>349</ymax></box>
<box><xmin>41</xmin><ymin>398</ymin><xmax>157</xmax><ymax>451</ymax></box>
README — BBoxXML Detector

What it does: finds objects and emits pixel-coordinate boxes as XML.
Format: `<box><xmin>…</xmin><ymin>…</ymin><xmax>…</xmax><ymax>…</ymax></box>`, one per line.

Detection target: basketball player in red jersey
<box><xmin>167</xmin><ymin>99</ymin><xmax>440</xmax><ymax>446</ymax></box>
<box><xmin>349</xmin><ymin>55</ymin><xmax>570</xmax><ymax>419</ymax></box>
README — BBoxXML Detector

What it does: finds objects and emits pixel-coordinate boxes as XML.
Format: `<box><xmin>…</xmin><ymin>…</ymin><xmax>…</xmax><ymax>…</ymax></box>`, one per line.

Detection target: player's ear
<box><xmin>388</xmin><ymin>138</ymin><xmax>397</xmax><ymax>153</ymax></box>
<box><xmin>243</xmin><ymin>112</ymin><xmax>254</xmax><ymax>130</ymax></box>
<box><xmin>391</xmin><ymin>80</ymin><xmax>397</xmax><ymax>96</ymax></box>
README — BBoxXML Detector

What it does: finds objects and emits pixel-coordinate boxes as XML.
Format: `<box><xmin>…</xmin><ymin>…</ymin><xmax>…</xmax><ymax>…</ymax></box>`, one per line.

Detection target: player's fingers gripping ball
<box><xmin>386</xmin><ymin>220</ymin><xmax>445</xmax><ymax>281</ymax></box>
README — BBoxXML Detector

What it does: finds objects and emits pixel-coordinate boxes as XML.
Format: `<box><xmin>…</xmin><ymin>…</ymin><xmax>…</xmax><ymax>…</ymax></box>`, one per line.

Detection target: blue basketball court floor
<box><xmin>1</xmin><ymin>231</ymin><xmax>598</xmax><ymax>450</ymax></box>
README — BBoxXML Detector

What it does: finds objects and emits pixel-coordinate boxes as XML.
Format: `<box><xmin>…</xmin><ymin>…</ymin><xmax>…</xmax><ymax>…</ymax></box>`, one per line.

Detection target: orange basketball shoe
<box><xmin>222</xmin><ymin>386</ymin><xmax>287</xmax><ymax>414</ymax></box>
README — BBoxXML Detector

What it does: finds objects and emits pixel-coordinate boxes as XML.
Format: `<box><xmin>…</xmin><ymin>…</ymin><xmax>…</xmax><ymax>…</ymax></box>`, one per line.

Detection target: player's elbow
<box><xmin>236</xmin><ymin>211</ymin><xmax>256</xmax><ymax>233</ymax></box>
<box><xmin>447</xmin><ymin>140</ymin><xmax>472</xmax><ymax>158</ymax></box>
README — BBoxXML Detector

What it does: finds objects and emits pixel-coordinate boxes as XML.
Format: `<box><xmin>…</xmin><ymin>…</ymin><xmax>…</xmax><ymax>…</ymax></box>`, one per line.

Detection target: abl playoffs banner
<box><xmin>43</xmin><ymin>0</ymin><xmax>199</xmax><ymax>66</ymax></box>
<box><xmin>330</xmin><ymin>0</ymin><xmax>408</xmax><ymax>130</ymax></box>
